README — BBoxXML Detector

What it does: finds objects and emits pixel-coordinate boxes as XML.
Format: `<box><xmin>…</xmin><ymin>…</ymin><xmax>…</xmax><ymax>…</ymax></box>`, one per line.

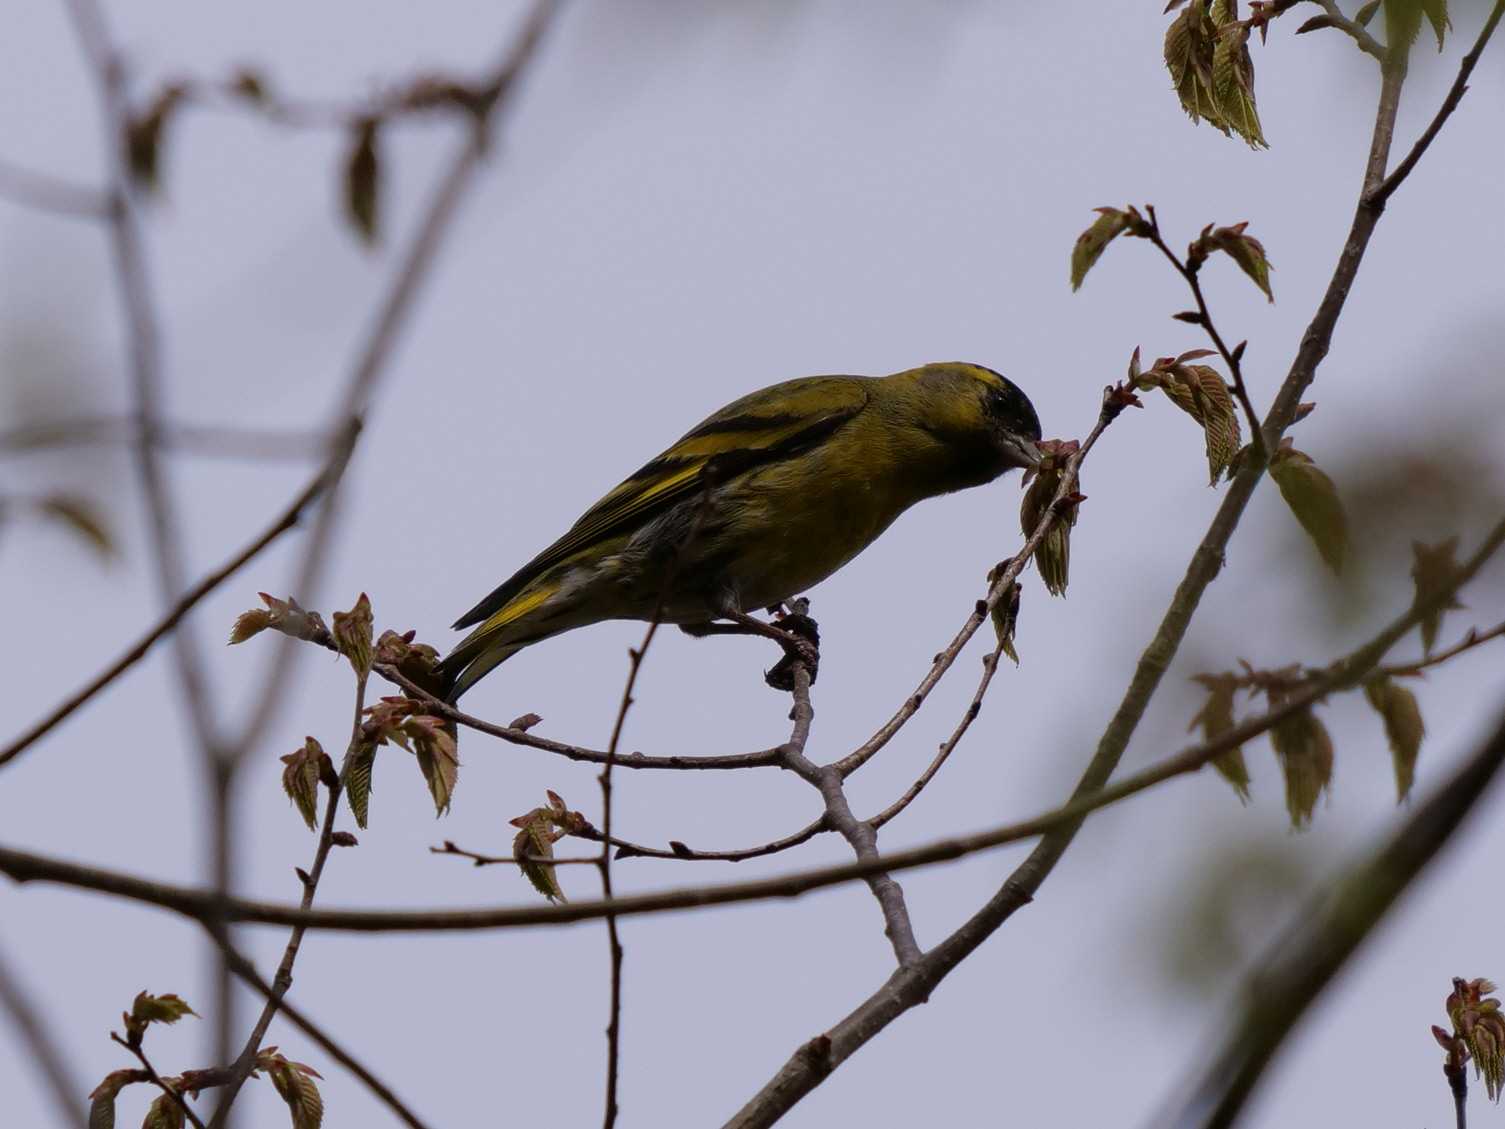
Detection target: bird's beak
<box><xmin>1006</xmin><ymin>436</ymin><xmax>1043</xmax><ymax>470</ymax></box>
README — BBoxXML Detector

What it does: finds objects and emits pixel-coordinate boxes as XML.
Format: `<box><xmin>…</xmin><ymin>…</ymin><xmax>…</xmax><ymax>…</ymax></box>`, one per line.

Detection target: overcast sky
<box><xmin>4</xmin><ymin>2</ymin><xmax>1505</xmax><ymax>1127</ymax></box>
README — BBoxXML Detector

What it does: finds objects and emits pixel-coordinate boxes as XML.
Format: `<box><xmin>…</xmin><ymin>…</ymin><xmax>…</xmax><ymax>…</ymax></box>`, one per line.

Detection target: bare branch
<box><xmin>218</xmin><ymin>945</ymin><xmax>433</xmax><ymax>1129</ymax></box>
<box><xmin>1370</xmin><ymin>1</ymin><xmax>1505</xmax><ymax>208</ymax></box>
<box><xmin>0</xmin><ymin>942</ymin><xmax>85</xmax><ymax>1129</ymax></box>
<box><xmin>0</xmin><ymin>464</ymin><xmax>332</xmax><ymax>770</ymax></box>
<box><xmin>0</xmin><ymin>156</ymin><xmax>108</xmax><ymax>218</ymax></box>
<box><xmin>1311</xmin><ymin>0</ymin><xmax>1386</xmax><ymax>59</ymax></box>
<box><xmin>0</xmin><ymin>416</ymin><xmax>328</xmax><ymax>461</ymax></box>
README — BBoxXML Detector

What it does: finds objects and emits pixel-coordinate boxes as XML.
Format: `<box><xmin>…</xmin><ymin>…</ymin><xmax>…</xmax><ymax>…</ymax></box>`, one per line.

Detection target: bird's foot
<box><xmin>764</xmin><ymin>603</ymin><xmax>820</xmax><ymax>692</ymax></box>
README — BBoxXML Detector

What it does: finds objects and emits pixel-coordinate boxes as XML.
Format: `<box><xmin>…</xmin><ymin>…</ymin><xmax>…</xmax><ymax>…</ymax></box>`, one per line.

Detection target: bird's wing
<box><xmin>451</xmin><ymin>376</ymin><xmax>871</xmax><ymax>630</ymax></box>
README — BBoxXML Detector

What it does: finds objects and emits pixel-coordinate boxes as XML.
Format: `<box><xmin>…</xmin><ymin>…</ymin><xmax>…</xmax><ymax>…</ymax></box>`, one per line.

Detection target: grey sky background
<box><xmin>3</xmin><ymin>2</ymin><xmax>1505</xmax><ymax>1126</ymax></box>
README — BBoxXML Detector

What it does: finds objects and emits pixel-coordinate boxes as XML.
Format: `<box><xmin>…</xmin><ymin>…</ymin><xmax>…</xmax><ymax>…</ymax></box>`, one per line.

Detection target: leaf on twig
<box><xmin>1210</xmin><ymin>15</ymin><xmax>1267</xmax><ymax>148</ymax></box>
<box><xmin>141</xmin><ymin>1091</ymin><xmax>186</xmax><ymax>1129</ymax></box>
<box><xmin>1384</xmin><ymin>0</ymin><xmax>1426</xmax><ymax>53</ymax></box>
<box><xmin>89</xmin><ymin>1069</ymin><xmax>141</xmax><ymax>1129</ymax></box>
<box><xmin>332</xmin><ymin>592</ymin><xmax>374</xmax><ymax>677</ymax></box>
<box><xmin>344</xmin><ymin>118</ymin><xmax>381</xmax><ymax>245</ymax></box>
<box><xmin>1355</xmin><ymin>0</ymin><xmax>1382</xmax><ymax>26</ymax></box>
<box><xmin>406</xmin><ymin>716</ymin><xmax>459</xmax><ymax>816</ymax></box>
<box><xmin>230</xmin><ymin>593</ymin><xmax>329</xmax><ymax>645</ymax></box>
<box><xmin>508</xmin><ymin>791</ymin><xmax>589</xmax><ymax>903</ymax></box>
<box><xmin>258</xmin><ymin>1049</ymin><xmax>325</xmax><ymax>1129</ymax></box>
<box><xmin>1270</xmin><ymin>705</ymin><xmax>1334</xmax><ymax>828</ymax></box>
<box><xmin>1070</xmin><ymin>207</ymin><xmax>1147</xmax><ymax>290</ymax></box>
<box><xmin>1019</xmin><ymin>440</ymin><xmax>1082</xmax><ymax>596</ymax></box>
<box><xmin>1269</xmin><ymin>440</ymin><xmax>1347</xmax><ymax>572</ymax></box>
<box><xmin>280</xmin><ymin>737</ymin><xmax>327</xmax><ymax>831</ymax></box>
<box><xmin>1165</xmin><ymin>1</ymin><xmax>1267</xmax><ymax>147</ymax></box>
<box><xmin>1198</xmin><ymin>221</ymin><xmax>1274</xmax><ymax>300</ymax></box>
<box><xmin>1137</xmin><ymin>358</ymin><xmax>1243</xmax><ymax>484</ymax></box>
<box><xmin>37</xmin><ymin>494</ymin><xmax>115</xmax><ymax>558</ymax></box>
<box><xmin>1190</xmin><ymin>673</ymin><xmax>1251</xmax><ymax>800</ymax></box>
<box><xmin>342</xmin><ymin>740</ymin><xmax>376</xmax><ymax>829</ymax></box>
<box><xmin>986</xmin><ymin>562</ymin><xmax>1022</xmax><ymax>665</ymax></box>
<box><xmin>1363</xmin><ymin>676</ymin><xmax>1425</xmax><ymax>802</ymax></box>
<box><xmin>1411</xmin><ymin>537</ymin><xmax>1465</xmax><ymax>654</ymax></box>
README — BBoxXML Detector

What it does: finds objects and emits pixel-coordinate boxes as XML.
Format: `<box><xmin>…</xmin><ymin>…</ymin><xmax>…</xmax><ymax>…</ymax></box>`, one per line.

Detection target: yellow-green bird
<box><xmin>435</xmin><ymin>362</ymin><xmax>1041</xmax><ymax>701</ymax></box>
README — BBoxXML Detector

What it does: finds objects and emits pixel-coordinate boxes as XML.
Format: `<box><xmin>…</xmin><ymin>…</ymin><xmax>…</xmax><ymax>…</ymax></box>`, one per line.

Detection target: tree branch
<box><xmin>1162</xmin><ymin>707</ymin><xmax>1505</xmax><ymax>1129</ymax></box>
<box><xmin>0</xmin><ymin>156</ymin><xmax>108</xmax><ymax>218</ymax></box>
<box><xmin>0</xmin><ymin>464</ymin><xmax>332</xmax><ymax>770</ymax></box>
<box><xmin>0</xmin><ymin>942</ymin><xmax>85</xmax><ymax>1129</ymax></box>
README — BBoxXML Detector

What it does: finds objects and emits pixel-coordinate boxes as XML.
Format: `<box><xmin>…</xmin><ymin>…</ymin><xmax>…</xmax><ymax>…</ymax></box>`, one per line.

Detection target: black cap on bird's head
<box><xmin>907</xmin><ymin>362</ymin><xmax>1042</xmax><ymax>474</ymax></box>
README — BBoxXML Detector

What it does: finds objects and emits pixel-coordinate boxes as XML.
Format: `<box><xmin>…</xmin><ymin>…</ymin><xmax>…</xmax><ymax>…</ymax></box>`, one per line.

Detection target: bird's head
<box><xmin>898</xmin><ymin>362</ymin><xmax>1042</xmax><ymax>479</ymax></box>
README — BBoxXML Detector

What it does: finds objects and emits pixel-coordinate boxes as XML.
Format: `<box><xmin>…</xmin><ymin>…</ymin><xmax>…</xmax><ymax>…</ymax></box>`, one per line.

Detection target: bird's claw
<box><xmin>764</xmin><ymin>611</ymin><xmax>820</xmax><ymax>691</ymax></box>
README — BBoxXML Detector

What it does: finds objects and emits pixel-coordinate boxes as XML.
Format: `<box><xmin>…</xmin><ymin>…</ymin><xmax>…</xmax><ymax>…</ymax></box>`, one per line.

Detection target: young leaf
<box><xmin>280</xmin><ymin>738</ymin><xmax>326</xmax><ymax>831</ymax></box>
<box><xmin>1019</xmin><ymin>440</ymin><xmax>1081</xmax><ymax>596</ymax></box>
<box><xmin>1269</xmin><ymin>441</ymin><xmax>1347</xmax><ymax>572</ymax></box>
<box><xmin>1422</xmin><ymin>0</ymin><xmax>1449</xmax><ymax>50</ymax></box>
<box><xmin>1384</xmin><ymin>0</ymin><xmax>1426</xmax><ymax>54</ymax></box>
<box><xmin>331</xmin><ymin>593</ymin><xmax>374</xmax><ymax>677</ymax></box>
<box><xmin>141</xmin><ymin>1092</ymin><xmax>186</xmax><ymax>1129</ymax></box>
<box><xmin>1270</xmin><ymin>706</ymin><xmax>1335</xmax><ymax>828</ymax></box>
<box><xmin>1155</xmin><ymin>364</ymin><xmax>1243</xmax><ymax>484</ymax></box>
<box><xmin>342</xmin><ymin>740</ymin><xmax>376</xmax><ymax>829</ymax></box>
<box><xmin>261</xmin><ymin>1051</ymin><xmax>325</xmax><ymax>1129</ymax></box>
<box><xmin>1363</xmin><ymin>676</ymin><xmax>1425</xmax><ymax>802</ymax></box>
<box><xmin>1070</xmin><ymin>208</ymin><xmax>1133</xmax><ymax>291</ymax></box>
<box><xmin>130</xmin><ymin>992</ymin><xmax>198</xmax><ymax>1027</ymax></box>
<box><xmin>1355</xmin><ymin>0</ymin><xmax>1382</xmax><ymax>25</ymax></box>
<box><xmin>228</xmin><ymin>609</ymin><xmax>273</xmax><ymax>645</ymax></box>
<box><xmin>987</xmin><ymin>567</ymin><xmax>1022</xmax><ymax>665</ymax></box>
<box><xmin>1211</xmin><ymin>20</ymin><xmax>1267</xmax><ymax>148</ymax></box>
<box><xmin>1203</xmin><ymin>221</ymin><xmax>1274</xmax><ymax>300</ymax></box>
<box><xmin>344</xmin><ymin>119</ymin><xmax>381</xmax><ymax>245</ymax></box>
<box><xmin>90</xmin><ymin>1069</ymin><xmax>142</xmax><ymax>1129</ymax></box>
<box><xmin>37</xmin><ymin>494</ymin><xmax>114</xmax><ymax>558</ymax></box>
<box><xmin>1190</xmin><ymin>673</ymin><xmax>1251</xmax><ymax>801</ymax></box>
<box><xmin>1165</xmin><ymin>2</ymin><xmax>1220</xmax><ymax>129</ymax></box>
<box><xmin>407</xmin><ymin>717</ymin><xmax>459</xmax><ymax>816</ymax></box>
<box><xmin>1411</xmin><ymin>537</ymin><xmax>1465</xmax><ymax>653</ymax></box>
<box><xmin>513</xmin><ymin>817</ymin><xmax>565</xmax><ymax>902</ymax></box>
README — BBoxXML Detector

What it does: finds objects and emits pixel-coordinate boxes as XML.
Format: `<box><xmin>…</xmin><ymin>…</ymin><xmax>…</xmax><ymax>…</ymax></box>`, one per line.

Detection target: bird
<box><xmin>434</xmin><ymin>362</ymin><xmax>1041</xmax><ymax>701</ymax></box>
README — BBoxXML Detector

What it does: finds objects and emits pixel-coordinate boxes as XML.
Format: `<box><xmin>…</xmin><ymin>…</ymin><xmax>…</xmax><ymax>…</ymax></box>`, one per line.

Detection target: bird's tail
<box><xmin>433</xmin><ymin>635</ymin><xmax>528</xmax><ymax>703</ymax></box>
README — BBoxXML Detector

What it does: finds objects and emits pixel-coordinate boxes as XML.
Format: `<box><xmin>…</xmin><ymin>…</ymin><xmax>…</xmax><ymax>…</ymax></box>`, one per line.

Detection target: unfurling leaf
<box><xmin>90</xmin><ymin>1069</ymin><xmax>141</xmax><ymax>1129</ymax></box>
<box><xmin>1142</xmin><ymin>362</ymin><xmax>1242</xmax><ymax>484</ymax></box>
<box><xmin>509</xmin><ymin>712</ymin><xmax>544</xmax><ymax>732</ymax></box>
<box><xmin>344</xmin><ymin>118</ymin><xmax>380</xmax><ymax>244</ymax></box>
<box><xmin>407</xmin><ymin>716</ymin><xmax>459</xmax><ymax>816</ymax></box>
<box><xmin>1019</xmin><ymin>439</ymin><xmax>1081</xmax><ymax>597</ymax></box>
<box><xmin>1190</xmin><ymin>673</ymin><xmax>1250</xmax><ymax>801</ymax></box>
<box><xmin>513</xmin><ymin>818</ymin><xmax>565</xmax><ymax>902</ymax></box>
<box><xmin>130</xmin><ymin>992</ymin><xmax>198</xmax><ymax>1028</ymax></box>
<box><xmin>1356</xmin><ymin>0</ymin><xmax>1382</xmax><ymax>26</ymax></box>
<box><xmin>259</xmin><ymin>1049</ymin><xmax>325</xmax><ymax>1129</ymax></box>
<box><xmin>1270</xmin><ymin>706</ymin><xmax>1334</xmax><ymax>828</ymax></box>
<box><xmin>126</xmin><ymin>84</ymin><xmax>187</xmax><ymax>192</ymax></box>
<box><xmin>332</xmin><ymin>593</ymin><xmax>374</xmax><ymax>677</ymax></box>
<box><xmin>1296</xmin><ymin>14</ymin><xmax>1342</xmax><ymax>34</ymax></box>
<box><xmin>1211</xmin><ymin>19</ymin><xmax>1267</xmax><ymax>148</ymax></box>
<box><xmin>1385</xmin><ymin>0</ymin><xmax>1426</xmax><ymax>53</ymax></box>
<box><xmin>1269</xmin><ymin>440</ymin><xmax>1347</xmax><ymax>572</ymax></box>
<box><xmin>37</xmin><ymin>494</ymin><xmax>114</xmax><ymax>558</ymax></box>
<box><xmin>1445</xmin><ymin>978</ymin><xmax>1505</xmax><ymax>1102</ymax></box>
<box><xmin>141</xmin><ymin>1091</ymin><xmax>185</xmax><ymax>1129</ymax></box>
<box><xmin>342</xmin><ymin>740</ymin><xmax>376</xmax><ymax>829</ymax></box>
<box><xmin>1363</xmin><ymin>677</ymin><xmax>1425</xmax><ymax>802</ymax></box>
<box><xmin>228</xmin><ymin>609</ymin><xmax>272</xmax><ymax>645</ymax></box>
<box><xmin>1071</xmin><ymin>207</ymin><xmax>1144</xmax><ymax>290</ymax></box>
<box><xmin>1165</xmin><ymin>1</ymin><xmax>1267</xmax><ymax>146</ymax></box>
<box><xmin>986</xmin><ymin>563</ymin><xmax>1022</xmax><ymax>665</ymax></box>
<box><xmin>1200</xmin><ymin>221</ymin><xmax>1274</xmax><ymax>300</ymax></box>
<box><xmin>1422</xmin><ymin>0</ymin><xmax>1448</xmax><ymax>48</ymax></box>
<box><xmin>245</xmin><ymin>593</ymin><xmax>329</xmax><ymax>643</ymax></box>
<box><xmin>1410</xmin><ymin>537</ymin><xmax>1465</xmax><ymax>653</ymax></box>
<box><xmin>280</xmin><ymin>738</ymin><xmax>326</xmax><ymax>831</ymax></box>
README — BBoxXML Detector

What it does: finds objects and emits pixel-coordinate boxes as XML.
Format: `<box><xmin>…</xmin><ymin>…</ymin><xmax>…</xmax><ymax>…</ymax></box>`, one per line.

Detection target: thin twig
<box><xmin>110</xmin><ymin>1033</ymin><xmax>208</xmax><ymax>1129</ymax></box>
<box><xmin>430</xmin><ymin>841</ymin><xmax>600</xmax><ymax>867</ymax></box>
<box><xmin>1370</xmin><ymin>0</ymin><xmax>1505</xmax><ymax>208</ymax></box>
<box><xmin>1142</xmin><ymin>207</ymin><xmax>1264</xmax><ymax>453</ymax></box>
<box><xmin>870</xmin><ymin>640</ymin><xmax>1008</xmax><ymax>831</ymax></box>
<box><xmin>0</xmin><ymin>156</ymin><xmax>108</xmax><ymax>218</ymax></box>
<box><xmin>0</xmin><ymin>416</ymin><xmax>328</xmax><ymax>461</ymax></box>
<box><xmin>217</xmin><ymin>944</ymin><xmax>433</xmax><ymax>1129</ymax></box>
<box><xmin>1312</xmin><ymin>0</ymin><xmax>1386</xmax><ymax>59</ymax></box>
<box><xmin>0</xmin><ymin>464</ymin><xmax>332</xmax><ymax>770</ymax></box>
<box><xmin>1381</xmin><ymin>621</ymin><xmax>1505</xmax><ymax>678</ymax></box>
<box><xmin>835</xmin><ymin>390</ymin><xmax>1123</xmax><ymax>779</ymax></box>
<box><xmin>0</xmin><ymin>943</ymin><xmax>85</xmax><ymax>1129</ymax></box>
<box><xmin>206</xmin><ymin>667</ymin><xmax>368</xmax><ymax>1128</ymax></box>
<box><xmin>583</xmin><ymin>815</ymin><xmax>827</xmax><ymax>864</ymax></box>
